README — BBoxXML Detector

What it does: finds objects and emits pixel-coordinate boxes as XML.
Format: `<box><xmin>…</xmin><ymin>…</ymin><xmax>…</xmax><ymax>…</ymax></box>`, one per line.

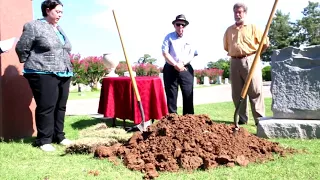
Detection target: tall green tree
<box><xmin>295</xmin><ymin>1</ymin><xmax>320</xmax><ymax>46</ymax></box>
<box><xmin>262</xmin><ymin>10</ymin><xmax>295</xmax><ymax>61</ymax></box>
<box><xmin>137</xmin><ymin>54</ymin><xmax>157</xmax><ymax>64</ymax></box>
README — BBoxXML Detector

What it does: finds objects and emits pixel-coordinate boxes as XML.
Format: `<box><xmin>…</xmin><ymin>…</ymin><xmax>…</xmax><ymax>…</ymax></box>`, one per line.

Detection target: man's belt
<box><xmin>231</xmin><ymin>52</ymin><xmax>256</xmax><ymax>59</ymax></box>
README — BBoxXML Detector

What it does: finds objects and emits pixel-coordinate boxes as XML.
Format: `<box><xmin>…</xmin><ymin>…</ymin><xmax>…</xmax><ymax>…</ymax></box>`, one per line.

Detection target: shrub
<box><xmin>115</xmin><ymin>62</ymin><xmax>128</xmax><ymax>76</ymax></box>
<box><xmin>81</xmin><ymin>56</ymin><xmax>108</xmax><ymax>91</ymax></box>
<box><xmin>159</xmin><ymin>67</ymin><xmax>163</xmax><ymax>73</ymax></box>
<box><xmin>262</xmin><ymin>66</ymin><xmax>271</xmax><ymax>81</ymax></box>
<box><xmin>146</xmin><ymin>64</ymin><xmax>160</xmax><ymax>76</ymax></box>
<box><xmin>133</xmin><ymin>64</ymin><xmax>148</xmax><ymax>76</ymax></box>
<box><xmin>194</xmin><ymin>70</ymin><xmax>203</xmax><ymax>84</ymax></box>
<box><xmin>133</xmin><ymin>63</ymin><xmax>160</xmax><ymax>76</ymax></box>
<box><xmin>193</xmin><ymin>69</ymin><xmax>224</xmax><ymax>84</ymax></box>
<box><xmin>222</xmin><ymin>65</ymin><xmax>230</xmax><ymax>79</ymax></box>
<box><xmin>70</xmin><ymin>53</ymin><xmax>88</xmax><ymax>92</ymax></box>
<box><xmin>205</xmin><ymin>68</ymin><xmax>224</xmax><ymax>83</ymax></box>
<box><xmin>207</xmin><ymin>59</ymin><xmax>230</xmax><ymax>79</ymax></box>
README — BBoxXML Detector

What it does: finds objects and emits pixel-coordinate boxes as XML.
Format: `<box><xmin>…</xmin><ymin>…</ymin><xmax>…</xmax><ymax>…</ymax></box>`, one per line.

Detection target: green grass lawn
<box><xmin>1</xmin><ymin>98</ymin><xmax>320</xmax><ymax>180</ymax></box>
<box><xmin>68</xmin><ymin>91</ymin><xmax>101</xmax><ymax>100</ymax></box>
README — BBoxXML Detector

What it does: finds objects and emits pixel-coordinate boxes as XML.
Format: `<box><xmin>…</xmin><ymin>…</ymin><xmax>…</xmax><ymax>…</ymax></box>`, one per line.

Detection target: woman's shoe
<box><xmin>59</xmin><ymin>139</ymin><xmax>73</xmax><ymax>146</ymax></box>
<box><xmin>40</xmin><ymin>144</ymin><xmax>56</xmax><ymax>152</ymax></box>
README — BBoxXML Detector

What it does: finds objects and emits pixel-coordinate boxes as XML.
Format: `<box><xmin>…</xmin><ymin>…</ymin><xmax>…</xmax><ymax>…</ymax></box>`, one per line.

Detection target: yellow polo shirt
<box><xmin>223</xmin><ymin>23</ymin><xmax>269</xmax><ymax>57</ymax></box>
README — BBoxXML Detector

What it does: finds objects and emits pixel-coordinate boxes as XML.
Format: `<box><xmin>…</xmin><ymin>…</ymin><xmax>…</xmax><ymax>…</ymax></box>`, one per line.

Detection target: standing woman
<box><xmin>16</xmin><ymin>0</ymin><xmax>73</xmax><ymax>152</ymax></box>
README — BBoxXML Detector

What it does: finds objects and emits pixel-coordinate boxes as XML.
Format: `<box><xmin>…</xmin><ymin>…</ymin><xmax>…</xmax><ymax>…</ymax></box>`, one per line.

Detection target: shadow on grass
<box><xmin>0</xmin><ymin>136</ymin><xmax>36</xmax><ymax>145</ymax></box>
<box><xmin>70</xmin><ymin>116</ymin><xmax>136</xmax><ymax>130</ymax></box>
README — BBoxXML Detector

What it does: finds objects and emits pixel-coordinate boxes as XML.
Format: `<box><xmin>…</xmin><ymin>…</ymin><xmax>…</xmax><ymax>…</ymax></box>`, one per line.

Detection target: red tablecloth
<box><xmin>98</xmin><ymin>76</ymin><xmax>168</xmax><ymax>124</ymax></box>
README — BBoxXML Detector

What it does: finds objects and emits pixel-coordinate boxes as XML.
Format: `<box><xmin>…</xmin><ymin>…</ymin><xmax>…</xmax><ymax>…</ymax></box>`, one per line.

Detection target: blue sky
<box><xmin>32</xmin><ymin>0</ymin><xmax>320</xmax><ymax>69</ymax></box>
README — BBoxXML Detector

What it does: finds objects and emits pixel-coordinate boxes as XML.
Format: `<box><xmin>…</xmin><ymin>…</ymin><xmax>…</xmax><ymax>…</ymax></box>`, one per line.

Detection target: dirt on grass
<box><xmin>94</xmin><ymin>114</ymin><xmax>296</xmax><ymax>179</ymax></box>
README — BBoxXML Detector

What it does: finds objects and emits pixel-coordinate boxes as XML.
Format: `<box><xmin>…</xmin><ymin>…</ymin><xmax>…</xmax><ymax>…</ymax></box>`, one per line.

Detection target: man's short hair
<box><xmin>233</xmin><ymin>3</ymin><xmax>248</xmax><ymax>13</ymax></box>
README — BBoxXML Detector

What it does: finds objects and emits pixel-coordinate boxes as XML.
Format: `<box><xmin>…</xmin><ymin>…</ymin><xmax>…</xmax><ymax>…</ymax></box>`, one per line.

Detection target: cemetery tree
<box><xmin>207</xmin><ymin>58</ymin><xmax>230</xmax><ymax>78</ymax></box>
<box><xmin>138</xmin><ymin>54</ymin><xmax>157</xmax><ymax>64</ymax></box>
<box><xmin>295</xmin><ymin>1</ymin><xmax>320</xmax><ymax>46</ymax></box>
<box><xmin>261</xmin><ymin>10</ymin><xmax>295</xmax><ymax>61</ymax></box>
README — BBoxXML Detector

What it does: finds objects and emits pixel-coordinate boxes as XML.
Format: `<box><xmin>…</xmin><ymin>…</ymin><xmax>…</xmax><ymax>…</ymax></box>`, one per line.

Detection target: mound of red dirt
<box><xmin>94</xmin><ymin>114</ymin><xmax>296</xmax><ymax>179</ymax></box>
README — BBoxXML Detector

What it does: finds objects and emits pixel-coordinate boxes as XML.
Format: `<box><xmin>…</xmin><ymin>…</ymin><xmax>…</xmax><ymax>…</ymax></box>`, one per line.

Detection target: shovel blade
<box><xmin>136</xmin><ymin>120</ymin><xmax>152</xmax><ymax>132</ymax></box>
<box><xmin>136</xmin><ymin>123</ymin><xmax>146</xmax><ymax>132</ymax></box>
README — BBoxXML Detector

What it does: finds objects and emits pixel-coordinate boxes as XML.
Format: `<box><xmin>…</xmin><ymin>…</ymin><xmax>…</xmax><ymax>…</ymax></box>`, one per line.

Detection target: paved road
<box><xmin>66</xmin><ymin>83</ymin><xmax>272</xmax><ymax>116</ymax></box>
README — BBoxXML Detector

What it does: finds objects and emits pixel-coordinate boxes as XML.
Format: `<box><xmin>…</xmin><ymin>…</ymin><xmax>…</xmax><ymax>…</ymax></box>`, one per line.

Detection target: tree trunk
<box><xmin>91</xmin><ymin>82</ymin><xmax>98</xmax><ymax>91</ymax></box>
<box><xmin>77</xmin><ymin>84</ymin><xmax>82</xmax><ymax>93</ymax></box>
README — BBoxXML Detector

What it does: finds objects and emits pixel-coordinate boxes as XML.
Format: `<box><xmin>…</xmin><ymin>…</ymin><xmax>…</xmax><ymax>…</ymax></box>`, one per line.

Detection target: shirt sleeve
<box><xmin>15</xmin><ymin>22</ymin><xmax>35</xmax><ymax>63</ymax></box>
<box><xmin>161</xmin><ymin>34</ymin><xmax>170</xmax><ymax>53</ymax></box>
<box><xmin>223</xmin><ymin>30</ymin><xmax>228</xmax><ymax>52</ymax></box>
<box><xmin>254</xmin><ymin>24</ymin><xmax>269</xmax><ymax>46</ymax></box>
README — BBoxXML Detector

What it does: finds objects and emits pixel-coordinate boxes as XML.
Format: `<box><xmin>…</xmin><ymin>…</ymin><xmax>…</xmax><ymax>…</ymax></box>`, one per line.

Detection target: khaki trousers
<box><xmin>230</xmin><ymin>55</ymin><xmax>265</xmax><ymax>124</ymax></box>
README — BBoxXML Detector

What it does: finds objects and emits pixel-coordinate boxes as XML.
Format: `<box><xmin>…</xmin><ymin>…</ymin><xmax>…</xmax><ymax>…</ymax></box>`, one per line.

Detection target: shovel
<box><xmin>112</xmin><ymin>10</ymin><xmax>147</xmax><ymax>132</ymax></box>
<box><xmin>233</xmin><ymin>0</ymin><xmax>279</xmax><ymax>132</ymax></box>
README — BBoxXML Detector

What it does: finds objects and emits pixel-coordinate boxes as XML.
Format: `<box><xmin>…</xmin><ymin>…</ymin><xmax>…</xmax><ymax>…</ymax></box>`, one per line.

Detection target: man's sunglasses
<box><xmin>175</xmin><ymin>23</ymin><xmax>186</xmax><ymax>27</ymax></box>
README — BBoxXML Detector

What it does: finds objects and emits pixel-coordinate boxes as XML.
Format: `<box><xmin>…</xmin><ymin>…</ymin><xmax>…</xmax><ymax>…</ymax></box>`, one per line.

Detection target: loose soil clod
<box><xmin>94</xmin><ymin>114</ymin><xmax>296</xmax><ymax>179</ymax></box>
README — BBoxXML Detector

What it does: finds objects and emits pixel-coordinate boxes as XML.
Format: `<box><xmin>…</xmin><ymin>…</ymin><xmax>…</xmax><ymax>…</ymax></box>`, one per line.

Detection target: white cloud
<box><xmin>88</xmin><ymin>0</ymin><xmax>320</xmax><ymax>69</ymax></box>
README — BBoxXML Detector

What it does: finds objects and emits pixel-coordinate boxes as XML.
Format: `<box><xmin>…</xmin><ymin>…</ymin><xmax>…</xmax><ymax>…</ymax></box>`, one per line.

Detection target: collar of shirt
<box><xmin>174</xmin><ymin>32</ymin><xmax>184</xmax><ymax>38</ymax></box>
<box><xmin>232</xmin><ymin>21</ymin><xmax>249</xmax><ymax>28</ymax></box>
<box><xmin>39</xmin><ymin>18</ymin><xmax>59</xmax><ymax>28</ymax></box>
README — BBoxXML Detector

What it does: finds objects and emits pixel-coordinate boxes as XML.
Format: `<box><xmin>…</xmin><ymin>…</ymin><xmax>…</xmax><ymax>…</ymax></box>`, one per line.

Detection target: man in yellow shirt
<box><xmin>223</xmin><ymin>3</ymin><xmax>269</xmax><ymax>125</ymax></box>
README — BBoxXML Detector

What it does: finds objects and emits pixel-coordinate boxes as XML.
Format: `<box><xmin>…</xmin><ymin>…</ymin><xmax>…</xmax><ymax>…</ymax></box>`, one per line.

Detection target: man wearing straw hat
<box><xmin>161</xmin><ymin>14</ymin><xmax>198</xmax><ymax>115</ymax></box>
<box><xmin>223</xmin><ymin>3</ymin><xmax>269</xmax><ymax>125</ymax></box>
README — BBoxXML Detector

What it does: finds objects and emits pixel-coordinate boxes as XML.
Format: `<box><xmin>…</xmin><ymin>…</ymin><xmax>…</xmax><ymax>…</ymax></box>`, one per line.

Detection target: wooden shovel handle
<box><xmin>240</xmin><ymin>0</ymin><xmax>279</xmax><ymax>98</ymax></box>
<box><xmin>112</xmin><ymin>10</ymin><xmax>141</xmax><ymax>101</ymax></box>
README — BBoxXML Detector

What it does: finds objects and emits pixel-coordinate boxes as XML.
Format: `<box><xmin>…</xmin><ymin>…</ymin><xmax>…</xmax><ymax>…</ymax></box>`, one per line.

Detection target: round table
<box><xmin>98</xmin><ymin>76</ymin><xmax>168</xmax><ymax>125</ymax></box>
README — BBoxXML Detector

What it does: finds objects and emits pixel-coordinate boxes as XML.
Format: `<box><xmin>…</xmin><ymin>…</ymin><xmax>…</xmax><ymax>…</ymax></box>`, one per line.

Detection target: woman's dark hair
<box><xmin>41</xmin><ymin>0</ymin><xmax>63</xmax><ymax>17</ymax></box>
